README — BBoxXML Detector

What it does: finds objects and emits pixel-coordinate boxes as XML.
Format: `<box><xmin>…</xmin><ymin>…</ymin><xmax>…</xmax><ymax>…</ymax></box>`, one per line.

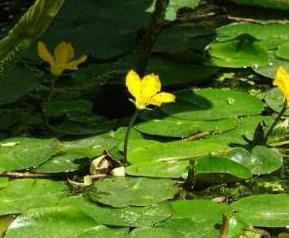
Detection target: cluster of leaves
<box><xmin>0</xmin><ymin>0</ymin><xmax>289</xmax><ymax>237</ymax></box>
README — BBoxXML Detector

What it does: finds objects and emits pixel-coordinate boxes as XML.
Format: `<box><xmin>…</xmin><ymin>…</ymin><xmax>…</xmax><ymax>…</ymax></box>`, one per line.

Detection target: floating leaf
<box><xmin>216</xmin><ymin>22</ymin><xmax>289</xmax><ymax>49</ymax></box>
<box><xmin>0</xmin><ymin>66</ymin><xmax>41</xmax><ymax>105</ymax></box>
<box><xmin>276</xmin><ymin>42</ymin><xmax>289</xmax><ymax>61</ymax></box>
<box><xmin>0</xmin><ymin>177</ymin><xmax>8</xmax><ymax>189</ymax></box>
<box><xmin>161</xmin><ymin>88</ymin><xmax>264</xmax><ymax>120</ymax></box>
<box><xmin>75</xmin><ymin>226</ymin><xmax>128</xmax><ymax>238</ymax></box>
<box><xmin>226</xmin><ymin>146</ymin><xmax>282</xmax><ymax>175</ymax></box>
<box><xmin>204</xmin><ymin>116</ymin><xmax>272</xmax><ymax>145</ymax></box>
<box><xmin>158</xmin><ymin>200</ymin><xmax>231</xmax><ymax>238</ymax></box>
<box><xmin>194</xmin><ymin>156</ymin><xmax>252</xmax><ymax>183</ymax></box>
<box><xmin>60</xmin><ymin>195</ymin><xmax>173</xmax><ymax>227</ymax></box>
<box><xmin>231</xmin><ymin>194</ymin><xmax>289</xmax><ymax>227</ymax></box>
<box><xmin>129</xmin><ymin>228</ymin><xmax>184</xmax><ymax>238</ymax></box>
<box><xmin>61</xmin><ymin>133</ymin><xmax>116</xmax><ymax>158</ymax></box>
<box><xmin>135</xmin><ymin>116</ymin><xmax>236</xmax><ymax>138</ymax></box>
<box><xmin>250</xmin><ymin>146</ymin><xmax>283</xmax><ymax>175</ymax></box>
<box><xmin>35</xmin><ymin>153</ymin><xmax>89</xmax><ymax>174</ymax></box>
<box><xmin>208</xmin><ymin>34</ymin><xmax>268</xmax><ymax>68</ymax></box>
<box><xmin>253</xmin><ymin>53</ymin><xmax>288</xmax><ymax>79</ymax></box>
<box><xmin>0</xmin><ymin>179</ymin><xmax>68</xmax><ymax>216</ymax></box>
<box><xmin>128</xmin><ymin>140</ymin><xmax>229</xmax><ymax>164</ymax></box>
<box><xmin>86</xmin><ymin>177</ymin><xmax>178</xmax><ymax>208</ymax></box>
<box><xmin>220</xmin><ymin>215</ymin><xmax>248</xmax><ymax>238</ymax></box>
<box><xmin>126</xmin><ymin>160</ymin><xmax>189</xmax><ymax>178</ymax></box>
<box><xmin>4</xmin><ymin>207</ymin><xmax>97</xmax><ymax>238</ymax></box>
<box><xmin>265</xmin><ymin>87</ymin><xmax>289</xmax><ymax>115</ymax></box>
<box><xmin>0</xmin><ymin>137</ymin><xmax>60</xmax><ymax>171</ymax></box>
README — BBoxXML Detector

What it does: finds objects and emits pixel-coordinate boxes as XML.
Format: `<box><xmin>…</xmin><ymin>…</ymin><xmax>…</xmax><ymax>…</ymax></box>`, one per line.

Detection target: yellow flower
<box><xmin>125</xmin><ymin>70</ymin><xmax>175</xmax><ymax>110</ymax></box>
<box><xmin>274</xmin><ymin>66</ymin><xmax>289</xmax><ymax>104</ymax></box>
<box><xmin>38</xmin><ymin>41</ymin><xmax>87</xmax><ymax>76</ymax></box>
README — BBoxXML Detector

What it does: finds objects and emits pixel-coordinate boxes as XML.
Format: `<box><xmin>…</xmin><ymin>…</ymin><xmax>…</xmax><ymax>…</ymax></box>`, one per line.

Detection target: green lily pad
<box><xmin>226</xmin><ymin>146</ymin><xmax>282</xmax><ymax>175</ymax></box>
<box><xmin>216</xmin><ymin>22</ymin><xmax>289</xmax><ymax>49</ymax></box>
<box><xmin>129</xmin><ymin>228</ymin><xmax>184</xmax><ymax>238</ymax></box>
<box><xmin>276</xmin><ymin>42</ymin><xmax>289</xmax><ymax>61</ymax></box>
<box><xmin>194</xmin><ymin>156</ymin><xmax>252</xmax><ymax>183</ymax></box>
<box><xmin>4</xmin><ymin>207</ymin><xmax>97</xmax><ymax>238</ymax></box>
<box><xmin>161</xmin><ymin>88</ymin><xmax>264</xmax><ymax>120</ymax></box>
<box><xmin>61</xmin><ymin>133</ymin><xmax>116</xmax><ymax>158</ymax></box>
<box><xmin>226</xmin><ymin>147</ymin><xmax>252</xmax><ymax>167</ymax></box>
<box><xmin>126</xmin><ymin>160</ymin><xmax>189</xmax><ymax>178</ymax></box>
<box><xmin>253</xmin><ymin>53</ymin><xmax>289</xmax><ymax>79</ymax></box>
<box><xmin>135</xmin><ymin>116</ymin><xmax>237</xmax><ymax>138</ymax></box>
<box><xmin>128</xmin><ymin>140</ymin><xmax>229</xmax><ymax>164</ymax></box>
<box><xmin>204</xmin><ymin>116</ymin><xmax>272</xmax><ymax>145</ymax></box>
<box><xmin>0</xmin><ymin>65</ymin><xmax>41</xmax><ymax>105</ymax></box>
<box><xmin>231</xmin><ymin>194</ymin><xmax>289</xmax><ymax>227</ymax></box>
<box><xmin>0</xmin><ymin>137</ymin><xmax>60</xmax><ymax>171</ymax></box>
<box><xmin>172</xmin><ymin>199</ymin><xmax>231</xmax><ymax>219</ymax></box>
<box><xmin>60</xmin><ymin>195</ymin><xmax>173</xmax><ymax>227</ymax></box>
<box><xmin>0</xmin><ymin>177</ymin><xmax>9</xmax><ymax>189</ymax></box>
<box><xmin>86</xmin><ymin>177</ymin><xmax>178</xmax><ymax>208</ymax></box>
<box><xmin>0</xmin><ymin>179</ymin><xmax>68</xmax><ymax>216</ymax></box>
<box><xmin>157</xmin><ymin>200</ymin><xmax>231</xmax><ymax>238</ymax></box>
<box><xmin>35</xmin><ymin>153</ymin><xmax>89</xmax><ymax>174</ymax></box>
<box><xmin>250</xmin><ymin>146</ymin><xmax>283</xmax><ymax>175</ymax></box>
<box><xmin>75</xmin><ymin>226</ymin><xmax>128</xmax><ymax>238</ymax></box>
<box><xmin>265</xmin><ymin>87</ymin><xmax>289</xmax><ymax>115</ymax></box>
<box><xmin>208</xmin><ymin>34</ymin><xmax>268</xmax><ymax>68</ymax></box>
<box><xmin>219</xmin><ymin>215</ymin><xmax>248</xmax><ymax>238</ymax></box>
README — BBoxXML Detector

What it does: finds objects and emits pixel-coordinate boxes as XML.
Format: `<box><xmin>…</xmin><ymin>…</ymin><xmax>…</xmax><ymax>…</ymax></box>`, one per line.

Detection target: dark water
<box><xmin>0</xmin><ymin>1</ymin><xmax>9</xmax><ymax>24</ymax></box>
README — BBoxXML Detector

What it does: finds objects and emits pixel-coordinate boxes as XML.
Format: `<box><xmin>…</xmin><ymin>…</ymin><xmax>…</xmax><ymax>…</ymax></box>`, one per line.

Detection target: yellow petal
<box><xmin>125</xmin><ymin>70</ymin><xmax>142</xmax><ymax>99</ymax></box>
<box><xmin>149</xmin><ymin>92</ymin><xmax>176</xmax><ymax>106</ymax></box>
<box><xmin>54</xmin><ymin>41</ymin><xmax>75</xmax><ymax>64</ymax></box>
<box><xmin>37</xmin><ymin>41</ymin><xmax>54</xmax><ymax>65</ymax></box>
<box><xmin>64</xmin><ymin>55</ymin><xmax>87</xmax><ymax>70</ymax></box>
<box><xmin>140</xmin><ymin>73</ymin><xmax>161</xmax><ymax>98</ymax></box>
<box><xmin>274</xmin><ymin>66</ymin><xmax>289</xmax><ymax>102</ymax></box>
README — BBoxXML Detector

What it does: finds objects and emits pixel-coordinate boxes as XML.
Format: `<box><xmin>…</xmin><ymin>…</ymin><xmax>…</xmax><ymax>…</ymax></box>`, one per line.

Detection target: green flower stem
<box><xmin>265</xmin><ymin>100</ymin><xmax>287</xmax><ymax>143</ymax></box>
<box><xmin>123</xmin><ymin>109</ymin><xmax>139</xmax><ymax>166</ymax></box>
<box><xmin>47</xmin><ymin>76</ymin><xmax>58</xmax><ymax>103</ymax></box>
<box><xmin>42</xmin><ymin>76</ymin><xmax>58</xmax><ymax>127</ymax></box>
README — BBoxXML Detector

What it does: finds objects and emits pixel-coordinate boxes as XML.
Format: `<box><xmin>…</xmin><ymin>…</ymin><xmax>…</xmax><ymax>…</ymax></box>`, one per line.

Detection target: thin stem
<box><xmin>184</xmin><ymin>131</ymin><xmax>212</xmax><ymax>141</ymax></box>
<box><xmin>0</xmin><ymin>172</ymin><xmax>50</xmax><ymax>178</ymax></box>
<box><xmin>47</xmin><ymin>76</ymin><xmax>58</xmax><ymax>103</ymax></box>
<box><xmin>270</xmin><ymin>140</ymin><xmax>289</xmax><ymax>147</ymax></box>
<box><xmin>123</xmin><ymin>110</ymin><xmax>139</xmax><ymax>166</ymax></box>
<box><xmin>265</xmin><ymin>100</ymin><xmax>287</xmax><ymax>143</ymax></box>
<box><xmin>41</xmin><ymin>76</ymin><xmax>58</xmax><ymax>128</ymax></box>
